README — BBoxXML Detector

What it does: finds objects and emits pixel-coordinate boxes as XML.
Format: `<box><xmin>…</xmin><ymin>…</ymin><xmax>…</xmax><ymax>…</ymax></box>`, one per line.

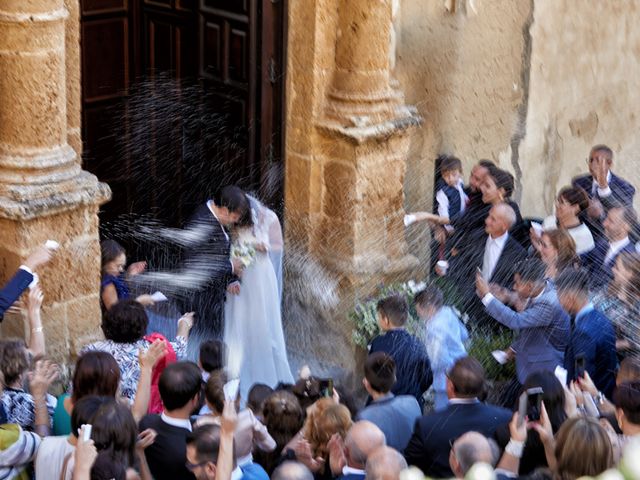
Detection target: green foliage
<box><xmin>465</xmin><ymin>326</ymin><xmax>516</xmax><ymax>382</ymax></box>
<box><xmin>349</xmin><ymin>278</ymin><xmax>516</xmax><ymax>382</ymax></box>
<box><xmin>350</xmin><ymin>281</ymin><xmax>425</xmax><ymax>348</ymax></box>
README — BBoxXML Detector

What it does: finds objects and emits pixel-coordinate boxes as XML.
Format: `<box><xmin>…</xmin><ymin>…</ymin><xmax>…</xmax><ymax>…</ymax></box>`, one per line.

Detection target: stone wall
<box><xmin>397</xmin><ymin>0</ymin><xmax>640</xmax><ymax>235</ymax></box>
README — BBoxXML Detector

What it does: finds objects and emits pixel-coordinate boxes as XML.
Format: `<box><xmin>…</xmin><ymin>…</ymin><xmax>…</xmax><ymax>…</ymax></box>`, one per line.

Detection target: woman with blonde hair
<box><xmin>553</xmin><ymin>416</ymin><xmax>614</xmax><ymax>479</ymax></box>
<box><xmin>534</xmin><ymin>229</ymin><xmax>580</xmax><ymax>280</ymax></box>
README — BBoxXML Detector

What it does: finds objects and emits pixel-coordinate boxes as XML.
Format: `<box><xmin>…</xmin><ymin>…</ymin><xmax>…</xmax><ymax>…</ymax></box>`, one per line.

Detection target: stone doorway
<box><xmin>80</xmin><ymin>0</ymin><xmax>287</xmax><ymax>236</ymax></box>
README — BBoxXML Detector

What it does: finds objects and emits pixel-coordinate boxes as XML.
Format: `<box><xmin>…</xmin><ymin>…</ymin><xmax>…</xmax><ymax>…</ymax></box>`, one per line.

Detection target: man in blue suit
<box><xmin>556</xmin><ymin>268</ymin><xmax>617</xmax><ymax>398</ymax></box>
<box><xmin>573</xmin><ymin>144</ymin><xmax>635</xmax><ymax>210</ymax></box>
<box><xmin>369</xmin><ymin>295</ymin><xmax>433</xmax><ymax>407</ymax></box>
<box><xmin>356</xmin><ymin>352</ymin><xmax>421</xmax><ymax>451</ymax></box>
<box><xmin>476</xmin><ymin>257</ymin><xmax>570</xmax><ymax>387</ymax></box>
<box><xmin>573</xmin><ymin>144</ymin><xmax>636</xmax><ymax>243</ymax></box>
<box><xmin>590</xmin><ymin>205</ymin><xmax>637</xmax><ymax>290</ymax></box>
<box><xmin>404</xmin><ymin>356</ymin><xmax>511</xmax><ymax>478</ymax></box>
<box><xmin>0</xmin><ymin>245</ymin><xmax>53</xmax><ymax>321</ymax></box>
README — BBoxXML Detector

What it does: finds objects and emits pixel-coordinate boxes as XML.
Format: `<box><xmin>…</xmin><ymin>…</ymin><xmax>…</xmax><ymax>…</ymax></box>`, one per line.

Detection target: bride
<box><xmin>224</xmin><ymin>194</ymin><xmax>293</xmax><ymax>399</ymax></box>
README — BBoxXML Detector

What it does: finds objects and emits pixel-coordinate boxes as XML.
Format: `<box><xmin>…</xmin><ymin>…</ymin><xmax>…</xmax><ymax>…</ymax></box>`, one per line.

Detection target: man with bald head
<box><xmin>449</xmin><ymin>432</ymin><xmax>495</xmax><ymax>478</ymax></box>
<box><xmin>365</xmin><ymin>446</ymin><xmax>408</xmax><ymax>480</ymax></box>
<box><xmin>447</xmin><ymin>202</ymin><xmax>526</xmax><ymax>326</ymax></box>
<box><xmin>272</xmin><ymin>462</ymin><xmax>313</xmax><ymax>480</ymax></box>
<box><xmin>331</xmin><ymin>421</ymin><xmax>386</xmax><ymax>480</ymax></box>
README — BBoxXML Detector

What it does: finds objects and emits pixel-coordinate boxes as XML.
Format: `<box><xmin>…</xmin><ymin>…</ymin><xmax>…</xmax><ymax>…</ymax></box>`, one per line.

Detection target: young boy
<box><xmin>414</xmin><ymin>286</ymin><xmax>468</xmax><ymax>411</ymax></box>
<box><xmin>408</xmin><ymin>156</ymin><xmax>468</xmax><ymax>228</ymax></box>
<box><xmin>369</xmin><ymin>295</ymin><xmax>433</xmax><ymax>407</ymax></box>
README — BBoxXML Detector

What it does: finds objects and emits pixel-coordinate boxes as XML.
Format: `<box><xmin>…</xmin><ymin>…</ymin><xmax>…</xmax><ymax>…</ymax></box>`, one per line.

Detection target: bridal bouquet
<box><xmin>231</xmin><ymin>243</ymin><xmax>257</xmax><ymax>268</ymax></box>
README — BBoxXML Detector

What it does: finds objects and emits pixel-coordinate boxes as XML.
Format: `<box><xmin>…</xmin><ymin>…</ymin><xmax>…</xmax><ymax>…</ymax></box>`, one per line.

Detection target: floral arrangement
<box><xmin>230</xmin><ymin>243</ymin><xmax>257</xmax><ymax>268</ymax></box>
<box><xmin>350</xmin><ymin>280</ymin><xmax>427</xmax><ymax>348</ymax></box>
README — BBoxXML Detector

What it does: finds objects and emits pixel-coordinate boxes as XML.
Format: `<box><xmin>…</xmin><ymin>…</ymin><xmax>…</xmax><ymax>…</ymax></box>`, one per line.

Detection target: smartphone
<box><xmin>82</xmin><ymin>424</ymin><xmax>92</xmax><ymax>441</ymax></box>
<box><xmin>517</xmin><ymin>392</ymin><xmax>528</xmax><ymax>426</ymax></box>
<box><xmin>318</xmin><ymin>378</ymin><xmax>334</xmax><ymax>398</ymax></box>
<box><xmin>575</xmin><ymin>354</ymin><xmax>586</xmax><ymax>380</ymax></box>
<box><xmin>526</xmin><ymin>387</ymin><xmax>544</xmax><ymax>422</ymax></box>
<box><xmin>223</xmin><ymin>379</ymin><xmax>240</xmax><ymax>402</ymax></box>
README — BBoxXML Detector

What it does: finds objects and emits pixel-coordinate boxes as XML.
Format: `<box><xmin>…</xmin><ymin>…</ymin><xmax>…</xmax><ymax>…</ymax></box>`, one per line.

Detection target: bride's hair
<box><xmin>236</xmin><ymin>203</ymin><xmax>254</xmax><ymax>227</ymax></box>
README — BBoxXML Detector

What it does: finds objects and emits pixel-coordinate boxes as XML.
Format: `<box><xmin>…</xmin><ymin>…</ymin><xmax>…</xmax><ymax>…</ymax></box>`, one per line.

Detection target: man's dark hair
<box><xmin>364</xmin><ymin>352</ymin><xmax>396</xmax><ymax>393</ymax></box>
<box><xmin>186</xmin><ymin>424</ymin><xmax>225</xmax><ymax>464</ymax></box>
<box><xmin>247</xmin><ymin>383</ymin><xmax>274</xmax><ymax>414</ymax></box>
<box><xmin>101</xmin><ymin>300</ymin><xmax>148</xmax><ymax>343</ymax></box>
<box><xmin>555</xmin><ymin>268</ymin><xmax>590</xmax><ymax>296</ymax></box>
<box><xmin>557</xmin><ymin>186</ymin><xmax>590</xmax><ymax>213</ymax></box>
<box><xmin>199</xmin><ymin>340</ymin><xmax>225</xmax><ymax>373</ymax></box>
<box><xmin>591</xmin><ymin>144</ymin><xmax>613</xmax><ymax>160</ymax></box>
<box><xmin>440</xmin><ymin>156</ymin><xmax>463</xmax><ymax>174</ymax></box>
<box><xmin>376</xmin><ymin>295</ymin><xmax>408</xmax><ymax>327</ymax></box>
<box><xmin>515</xmin><ymin>257</ymin><xmax>547</xmax><ymax>284</ymax></box>
<box><xmin>213</xmin><ymin>185</ymin><xmax>249</xmax><ymax>215</ymax></box>
<box><xmin>448</xmin><ymin>356</ymin><xmax>485</xmax><ymax>398</ymax></box>
<box><xmin>477</xmin><ymin>159</ymin><xmax>496</xmax><ymax>169</ymax></box>
<box><xmin>71</xmin><ymin>395</ymin><xmax>113</xmax><ymax>439</ymax></box>
<box><xmin>158</xmin><ymin>361</ymin><xmax>203</xmax><ymax>411</ymax></box>
<box><xmin>613</xmin><ymin>382</ymin><xmax>640</xmax><ymax>425</ymax></box>
<box><xmin>414</xmin><ymin>285</ymin><xmax>444</xmax><ymax>310</ymax></box>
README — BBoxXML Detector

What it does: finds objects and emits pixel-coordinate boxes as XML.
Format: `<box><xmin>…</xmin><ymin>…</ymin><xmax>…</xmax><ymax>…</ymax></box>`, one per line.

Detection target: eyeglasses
<box><xmin>186</xmin><ymin>460</ymin><xmax>209</xmax><ymax>471</ymax></box>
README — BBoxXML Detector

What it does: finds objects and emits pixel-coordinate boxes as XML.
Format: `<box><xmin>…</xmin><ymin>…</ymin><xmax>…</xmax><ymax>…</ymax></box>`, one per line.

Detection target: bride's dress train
<box><xmin>224</xmin><ymin>199</ymin><xmax>293</xmax><ymax>400</ymax></box>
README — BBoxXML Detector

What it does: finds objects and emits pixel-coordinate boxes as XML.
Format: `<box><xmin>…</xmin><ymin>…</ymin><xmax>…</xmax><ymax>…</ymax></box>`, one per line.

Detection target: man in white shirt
<box><xmin>446</xmin><ymin>203</ymin><xmax>526</xmax><ymax>326</ymax></box>
<box><xmin>592</xmin><ymin>205</ymin><xmax>637</xmax><ymax>289</ymax></box>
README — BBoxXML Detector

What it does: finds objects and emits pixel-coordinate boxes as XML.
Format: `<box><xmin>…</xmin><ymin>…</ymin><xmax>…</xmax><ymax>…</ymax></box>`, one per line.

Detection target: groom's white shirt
<box><xmin>207</xmin><ymin>200</ymin><xmax>236</xmax><ymax>274</ymax></box>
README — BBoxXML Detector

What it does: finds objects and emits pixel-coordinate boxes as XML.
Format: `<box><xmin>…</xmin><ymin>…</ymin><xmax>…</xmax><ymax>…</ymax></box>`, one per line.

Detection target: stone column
<box><xmin>64</xmin><ymin>0</ymin><xmax>83</xmax><ymax>157</ymax></box>
<box><xmin>325</xmin><ymin>0</ymin><xmax>401</xmax><ymax>124</ymax></box>
<box><xmin>0</xmin><ymin>0</ymin><xmax>110</xmax><ymax>360</ymax></box>
<box><xmin>318</xmin><ymin>0</ymin><xmax>420</xmax><ymax>281</ymax></box>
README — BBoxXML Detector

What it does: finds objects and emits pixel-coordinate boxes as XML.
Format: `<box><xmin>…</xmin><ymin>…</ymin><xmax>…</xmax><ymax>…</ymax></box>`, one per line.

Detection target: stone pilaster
<box><xmin>0</xmin><ymin>0</ymin><xmax>110</xmax><ymax>361</ymax></box>
<box><xmin>318</xmin><ymin>0</ymin><xmax>420</xmax><ymax>281</ymax></box>
<box><xmin>283</xmin><ymin>0</ymin><xmax>421</xmax><ymax>392</ymax></box>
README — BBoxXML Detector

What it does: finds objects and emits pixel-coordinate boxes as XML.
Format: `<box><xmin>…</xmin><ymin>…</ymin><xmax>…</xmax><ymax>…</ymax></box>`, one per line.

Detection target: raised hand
<box><xmin>227</xmin><ymin>282</ymin><xmax>241</xmax><ymax>295</ymax></box>
<box><xmin>135</xmin><ymin>294</ymin><xmax>155</xmax><ymax>307</ymax></box>
<box><xmin>24</xmin><ymin>246</ymin><xmax>53</xmax><ymax>271</ymax></box>
<box><xmin>475</xmin><ymin>271</ymin><xmax>490</xmax><ymax>297</ymax></box>
<box><xmin>221</xmin><ymin>399</ymin><xmax>239</xmax><ymax>436</ymax></box>
<box><xmin>328</xmin><ymin>433</ymin><xmax>346</xmax><ymax>475</ymax></box>
<box><xmin>74</xmin><ymin>426</ymin><xmax>98</xmax><ymax>477</ymax></box>
<box><xmin>27</xmin><ymin>286</ymin><xmax>44</xmax><ymax>313</ymax></box>
<box><xmin>139</xmin><ymin>339</ymin><xmax>168</xmax><ymax>371</ymax></box>
<box><xmin>136</xmin><ymin>428</ymin><xmax>157</xmax><ymax>451</ymax></box>
<box><xmin>127</xmin><ymin>261</ymin><xmax>147</xmax><ymax>277</ymax></box>
<box><xmin>29</xmin><ymin>360</ymin><xmax>59</xmax><ymax>396</ymax></box>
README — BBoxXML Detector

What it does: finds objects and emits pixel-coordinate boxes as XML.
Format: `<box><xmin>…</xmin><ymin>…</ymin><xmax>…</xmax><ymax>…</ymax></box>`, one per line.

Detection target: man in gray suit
<box><xmin>475</xmin><ymin>257</ymin><xmax>570</xmax><ymax>388</ymax></box>
<box><xmin>356</xmin><ymin>352</ymin><xmax>421</xmax><ymax>452</ymax></box>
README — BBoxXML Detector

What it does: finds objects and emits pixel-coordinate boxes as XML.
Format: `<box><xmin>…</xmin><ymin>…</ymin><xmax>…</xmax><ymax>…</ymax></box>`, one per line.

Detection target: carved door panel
<box><xmin>81</xmin><ymin>0</ymin><xmax>286</xmax><ymax>229</ymax></box>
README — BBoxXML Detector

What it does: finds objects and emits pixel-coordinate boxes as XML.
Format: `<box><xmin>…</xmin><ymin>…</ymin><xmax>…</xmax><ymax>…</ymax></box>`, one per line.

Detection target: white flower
<box><xmin>464</xmin><ymin>462</ymin><xmax>496</xmax><ymax>480</ymax></box>
<box><xmin>399</xmin><ymin>466</ymin><xmax>425</xmax><ymax>480</ymax></box>
<box><xmin>596</xmin><ymin>469</ymin><xmax>625</xmax><ymax>480</ymax></box>
<box><xmin>619</xmin><ymin>437</ymin><xmax>640</xmax><ymax>479</ymax></box>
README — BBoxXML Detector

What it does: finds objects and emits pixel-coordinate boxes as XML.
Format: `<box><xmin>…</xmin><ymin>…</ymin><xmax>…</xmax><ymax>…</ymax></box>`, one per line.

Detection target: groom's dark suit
<box><xmin>182</xmin><ymin>202</ymin><xmax>236</xmax><ymax>338</ymax></box>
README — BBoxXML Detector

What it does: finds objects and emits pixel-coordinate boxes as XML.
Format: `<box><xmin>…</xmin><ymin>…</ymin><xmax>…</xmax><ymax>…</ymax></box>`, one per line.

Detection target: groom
<box><xmin>182</xmin><ymin>185</ymin><xmax>249</xmax><ymax>339</ymax></box>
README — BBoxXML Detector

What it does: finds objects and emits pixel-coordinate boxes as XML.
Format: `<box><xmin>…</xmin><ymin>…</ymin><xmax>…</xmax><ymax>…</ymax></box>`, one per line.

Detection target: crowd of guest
<box><xmin>0</xmin><ymin>143</ymin><xmax>637</xmax><ymax>479</ymax></box>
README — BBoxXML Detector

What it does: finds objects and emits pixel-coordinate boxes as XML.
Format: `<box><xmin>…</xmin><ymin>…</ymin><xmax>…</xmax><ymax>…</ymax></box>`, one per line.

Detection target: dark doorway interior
<box><xmin>80</xmin><ymin>0</ymin><xmax>286</xmax><ymax>236</ymax></box>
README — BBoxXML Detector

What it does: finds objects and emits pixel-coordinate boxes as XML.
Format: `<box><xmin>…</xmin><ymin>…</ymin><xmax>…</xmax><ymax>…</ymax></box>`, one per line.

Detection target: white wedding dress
<box><xmin>224</xmin><ymin>198</ymin><xmax>293</xmax><ymax>400</ymax></box>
